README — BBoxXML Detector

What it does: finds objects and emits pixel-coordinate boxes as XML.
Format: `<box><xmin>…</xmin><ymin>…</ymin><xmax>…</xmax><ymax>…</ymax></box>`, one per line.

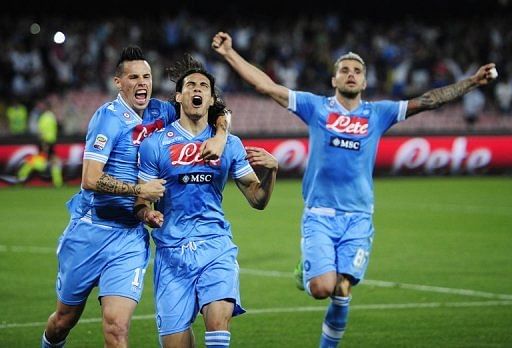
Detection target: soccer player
<box><xmin>41</xmin><ymin>47</ymin><xmax>230</xmax><ymax>348</ymax></box>
<box><xmin>134</xmin><ymin>55</ymin><xmax>278</xmax><ymax>348</ymax></box>
<box><xmin>211</xmin><ymin>31</ymin><xmax>497</xmax><ymax>347</ymax></box>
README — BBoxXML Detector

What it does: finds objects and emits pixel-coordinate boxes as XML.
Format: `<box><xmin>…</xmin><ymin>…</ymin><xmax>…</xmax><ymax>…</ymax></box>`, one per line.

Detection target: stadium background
<box><xmin>1</xmin><ymin>1</ymin><xmax>512</xmax><ymax>347</ymax></box>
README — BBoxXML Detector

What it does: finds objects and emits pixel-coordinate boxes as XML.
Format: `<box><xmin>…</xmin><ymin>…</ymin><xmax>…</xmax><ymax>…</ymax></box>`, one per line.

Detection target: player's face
<box><xmin>114</xmin><ymin>60</ymin><xmax>152</xmax><ymax>115</ymax></box>
<box><xmin>176</xmin><ymin>72</ymin><xmax>214</xmax><ymax>121</ymax></box>
<box><xmin>332</xmin><ymin>59</ymin><xmax>366</xmax><ymax>98</ymax></box>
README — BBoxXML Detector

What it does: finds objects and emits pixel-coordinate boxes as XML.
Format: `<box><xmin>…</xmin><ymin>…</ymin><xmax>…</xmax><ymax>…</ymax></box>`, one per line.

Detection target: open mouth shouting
<box><xmin>192</xmin><ymin>95</ymin><xmax>203</xmax><ymax>107</ymax></box>
<box><xmin>135</xmin><ymin>89</ymin><xmax>148</xmax><ymax>105</ymax></box>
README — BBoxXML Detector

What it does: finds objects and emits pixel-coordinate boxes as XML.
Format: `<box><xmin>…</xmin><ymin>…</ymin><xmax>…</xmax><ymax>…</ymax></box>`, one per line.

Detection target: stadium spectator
<box><xmin>494</xmin><ymin>72</ymin><xmax>512</xmax><ymax>115</ymax></box>
<box><xmin>6</xmin><ymin>97</ymin><xmax>28</xmax><ymax>135</ymax></box>
<box><xmin>212</xmin><ymin>30</ymin><xmax>497</xmax><ymax>347</ymax></box>
<box><xmin>17</xmin><ymin>98</ymin><xmax>63</xmax><ymax>187</ymax></box>
<box><xmin>40</xmin><ymin>46</ymin><xmax>230</xmax><ymax>348</ymax></box>
<box><xmin>1</xmin><ymin>11</ymin><xmax>511</xmax><ymax>136</ymax></box>
<box><xmin>134</xmin><ymin>54</ymin><xmax>278</xmax><ymax>348</ymax></box>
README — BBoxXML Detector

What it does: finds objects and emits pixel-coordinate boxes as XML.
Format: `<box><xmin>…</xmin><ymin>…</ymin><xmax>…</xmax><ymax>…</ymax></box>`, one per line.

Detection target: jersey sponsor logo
<box><xmin>326</xmin><ymin>113</ymin><xmax>368</xmax><ymax>135</ymax></box>
<box><xmin>132</xmin><ymin>119</ymin><xmax>165</xmax><ymax>145</ymax></box>
<box><xmin>329</xmin><ymin>136</ymin><xmax>360</xmax><ymax>151</ymax></box>
<box><xmin>93</xmin><ymin>134</ymin><xmax>108</xmax><ymax>150</ymax></box>
<box><xmin>179</xmin><ymin>172</ymin><xmax>214</xmax><ymax>184</ymax></box>
<box><xmin>170</xmin><ymin>142</ymin><xmax>221</xmax><ymax>166</ymax></box>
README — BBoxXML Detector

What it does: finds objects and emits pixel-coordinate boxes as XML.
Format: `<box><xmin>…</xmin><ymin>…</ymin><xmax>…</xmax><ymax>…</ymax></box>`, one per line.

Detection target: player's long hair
<box><xmin>167</xmin><ymin>53</ymin><xmax>226</xmax><ymax>124</ymax></box>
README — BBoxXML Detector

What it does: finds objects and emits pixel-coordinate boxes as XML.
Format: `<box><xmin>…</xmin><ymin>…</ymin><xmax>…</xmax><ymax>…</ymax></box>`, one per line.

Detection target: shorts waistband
<box><xmin>305</xmin><ymin>207</ymin><xmax>336</xmax><ymax>217</ymax></box>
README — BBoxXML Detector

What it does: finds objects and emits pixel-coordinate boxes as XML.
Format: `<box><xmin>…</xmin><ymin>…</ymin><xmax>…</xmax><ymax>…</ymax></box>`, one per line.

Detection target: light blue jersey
<box><xmin>138</xmin><ymin>120</ymin><xmax>253</xmax><ymax>247</ymax></box>
<box><xmin>289</xmin><ymin>91</ymin><xmax>407</xmax><ymax>214</ymax></box>
<box><xmin>138</xmin><ymin>121</ymin><xmax>252</xmax><ymax>334</ymax></box>
<box><xmin>73</xmin><ymin>95</ymin><xmax>177</xmax><ymax>227</ymax></box>
<box><xmin>55</xmin><ymin>95</ymin><xmax>176</xmax><ymax>305</ymax></box>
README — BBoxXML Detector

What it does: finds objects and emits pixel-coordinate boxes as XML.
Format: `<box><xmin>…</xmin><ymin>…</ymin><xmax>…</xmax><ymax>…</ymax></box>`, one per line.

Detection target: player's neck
<box><xmin>336</xmin><ymin>94</ymin><xmax>362</xmax><ymax>112</ymax></box>
<box><xmin>179</xmin><ymin>115</ymin><xmax>208</xmax><ymax>136</ymax></box>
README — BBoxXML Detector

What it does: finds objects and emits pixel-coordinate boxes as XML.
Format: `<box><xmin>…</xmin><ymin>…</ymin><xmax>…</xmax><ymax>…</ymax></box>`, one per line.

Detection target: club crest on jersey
<box><xmin>170</xmin><ymin>142</ymin><xmax>221</xmax><ymax>166</ymax></box>
<box><xmin>179</xmin><ymin>172</ymin><xmax>214</xmax><ymax>184</ymax></box>
<box><xmin>93</xmin><ymin>134</ymin><xmax>108</xmax><ymax>150</ymax></box>
<box><xmin>326</xmin><ymin>113</ymin><xmax>368</xmax><ymax>135</ymax></box>
<box><xmin>329</xmin><ymin>136</ymin><xmax>360</xmax><ymax>151</ymax></box>
<box><xmin>132</xmin><ymin>119</ymin><xmax>165</xmax><ymax>145</ymax></box>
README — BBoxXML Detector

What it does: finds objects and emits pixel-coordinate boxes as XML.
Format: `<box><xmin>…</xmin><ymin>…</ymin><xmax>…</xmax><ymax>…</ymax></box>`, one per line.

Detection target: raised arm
<box><xmin>212</xmin><ymin>31</ymin><xmax>290</xmax><ymax>108</ymax></box>
<box><xmin>81</xmin><ymin>159</ymin><xmax>165</xmax><ymax>202</ymax></box>
<box><xmin>235</xmin><ymin>146</ymin><xmax>278</xmax><ymax>210</ymax></box>
<box><xmin>406</xmin><ymin>63</ymin><xmax>497</xmax><ymax>118</ymax></box>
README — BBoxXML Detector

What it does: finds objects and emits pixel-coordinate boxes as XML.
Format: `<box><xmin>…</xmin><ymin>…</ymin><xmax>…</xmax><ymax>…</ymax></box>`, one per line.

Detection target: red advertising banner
<box><xmin>1</xmin><ymin>135</ymin><xmax>511</xmax><ymax>186</ymax></box>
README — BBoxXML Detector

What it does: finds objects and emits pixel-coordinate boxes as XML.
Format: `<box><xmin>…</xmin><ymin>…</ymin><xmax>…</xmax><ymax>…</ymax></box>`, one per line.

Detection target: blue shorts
<box><xmin>300</xmin><ymin>207</ymin><xmax>374</xmax><ymax>286</ymax></box>
<box><xmin>153</xmin><ymin>236</ymin><xmax>245</xmax><ymax>336</ymax></box>
<box><xmin>55</xmin><ymin>218</ymin><xmax>150</xmax><ymax>305</ymax></box>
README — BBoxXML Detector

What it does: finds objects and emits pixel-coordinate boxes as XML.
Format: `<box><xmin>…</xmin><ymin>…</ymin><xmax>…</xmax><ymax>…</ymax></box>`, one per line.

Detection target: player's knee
<box><xmin>103</xmin><ymin>315</ymin><xmax>130</xmax><ymax>341</ymax></box>
<box><xmin>309</xmin><ymin>282</ymin><xmax>334</xmax><ymax>299</ymax></box>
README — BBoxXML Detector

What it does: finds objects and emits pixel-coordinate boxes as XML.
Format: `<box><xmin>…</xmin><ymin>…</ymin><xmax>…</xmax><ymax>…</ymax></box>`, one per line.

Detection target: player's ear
<box><xmin>175</xmin><ymin>92</ymin><xmax>183</xmax><ymax>103</ymax></box>
<box><xmin>331</xmin><ymin>76</ymin><xmax>336</xmax><ymax>88</ymax></box>
<box><xmin>113</xmin><ymin>77</ymin><xmax>121</xmax><ymax>91</ymax></box>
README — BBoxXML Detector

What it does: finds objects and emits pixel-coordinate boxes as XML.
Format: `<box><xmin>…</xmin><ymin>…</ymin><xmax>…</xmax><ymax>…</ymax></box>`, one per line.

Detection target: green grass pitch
<box><xmin>1</xmin><ymin>176</ymin><xmax>511</xmax><ymax>347</ymax></box>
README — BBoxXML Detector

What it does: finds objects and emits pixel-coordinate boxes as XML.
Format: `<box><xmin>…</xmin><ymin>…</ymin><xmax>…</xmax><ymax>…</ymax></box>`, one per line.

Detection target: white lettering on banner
<box><xmin>272</xmin><ymin>140</ymin><xmax>308</xmax><ymax>171</ymax></box>
<box><xmin>171</xmin><ymin>143</ymin><xmax>220</xmax><ymax>166</ymax></box>
<box><xmin>392</xmin><ymin>137</ymin><xmax>492</xmax><ymax>174</ymax></box>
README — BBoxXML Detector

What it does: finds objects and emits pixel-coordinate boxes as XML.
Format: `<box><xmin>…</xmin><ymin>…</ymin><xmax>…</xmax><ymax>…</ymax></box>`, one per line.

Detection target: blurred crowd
<box><xmin>1</xmin><ymin>10</ymin><xmax>512</xmax><ymax>137</ymax></box>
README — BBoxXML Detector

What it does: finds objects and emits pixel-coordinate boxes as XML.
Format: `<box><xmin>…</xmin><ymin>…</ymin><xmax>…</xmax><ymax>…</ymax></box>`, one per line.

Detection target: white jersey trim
<box><xmin>397</xmin><ymin>100</ymin><xmax>408</xmax><ymax>122</ymax></box>
<box><xmin>288</xmin><ymin>90</ymin><xmax>297</xmax><ymax>112</ymax></box>
<box><xmin>233</xmin><ymin>164</ymin><xmax>254</xmax><ymax>179</ymax></box>
<box><xmin>117</xmin><ymin>94</ymin><xmax>142</xmax><ymax>122</ymax></box>
<box><xmin>138</xmin><ymin>171</ymin><xmax>158</xmax><ymax>182</ymax></box>
<box><xmin>83</xmin><ymin>152</ymin><xmax>108</xmax><ymax>163</ymax></box>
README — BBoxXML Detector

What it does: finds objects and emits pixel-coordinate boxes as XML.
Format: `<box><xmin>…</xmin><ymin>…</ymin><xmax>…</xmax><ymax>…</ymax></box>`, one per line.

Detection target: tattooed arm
<box><xmin>82</xmin><ymin>159</ymin><xmax>165</xmax><ymax>202</ymax></box>
<box><xmin>406</xmin><ymin>63</ymin><xmax>497</xmax><ymax>118</ymax></box>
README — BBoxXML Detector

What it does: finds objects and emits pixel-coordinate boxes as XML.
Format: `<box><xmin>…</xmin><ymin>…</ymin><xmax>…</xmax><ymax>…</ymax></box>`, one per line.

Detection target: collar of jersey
<box><xmin>116</xmin><ymin>94</ymin><xmax>143</xmax><ymax>122</ymax></box>
<box><xmin>172</xmin><ymin>120</ymin><xmax>211</xmax><ymax>140</ymax></box>
<box><xmin>332</xmin><ymin>96</ymin><xmax>363</xmax><ymax>115</ymax></box>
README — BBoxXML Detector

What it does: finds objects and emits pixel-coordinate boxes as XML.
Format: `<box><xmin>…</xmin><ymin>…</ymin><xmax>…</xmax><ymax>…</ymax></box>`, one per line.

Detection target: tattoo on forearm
<box><xmin>418</xmin><ymin>78</ymin><xmax>474</xmax><ymax>110</ymax></box>
<box><xmin>96</xmin><ymin>173</ymin><xmax>141</xmax><ymax>196</ymax></box>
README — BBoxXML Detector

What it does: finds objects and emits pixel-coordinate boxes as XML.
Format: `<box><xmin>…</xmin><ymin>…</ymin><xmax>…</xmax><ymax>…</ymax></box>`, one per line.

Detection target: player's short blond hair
<box><xmin>334</xmin><ymin>52</ymin><xmax>366</xmax><ymax>74</ymax></box>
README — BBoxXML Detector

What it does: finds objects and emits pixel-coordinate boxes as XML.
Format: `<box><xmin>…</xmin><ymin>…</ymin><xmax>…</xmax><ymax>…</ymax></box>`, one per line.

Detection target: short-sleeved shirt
<box><xmin>138</xmin><ymin>120</ymin><xmax>253</xmax><ymax>247</ymax></box>
<box><xmin>289</xmin><ymin>91</ymin><xmax>407</xmax><ymax>214</ymax></box>
<box><xmin>74</xmin><ymin>95</ymin><xmax>177</xmax><ymax>227</ymax></box>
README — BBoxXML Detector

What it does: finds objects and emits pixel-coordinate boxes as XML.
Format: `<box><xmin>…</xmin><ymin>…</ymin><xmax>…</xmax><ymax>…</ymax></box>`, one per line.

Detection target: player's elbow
<box><xmin>249</xmin><ymin>197</ymin><xmax>270</xmax><ymax>210</ymax></box>
<box><xmin>81</xmin><ymin>177</ymin><xmax>96</xmax><ymax>190</ymax></box>
<box><xmin>250</xmin><ymin>202</ymin><xmax>266</xmax><ymax>210</ymax></box>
